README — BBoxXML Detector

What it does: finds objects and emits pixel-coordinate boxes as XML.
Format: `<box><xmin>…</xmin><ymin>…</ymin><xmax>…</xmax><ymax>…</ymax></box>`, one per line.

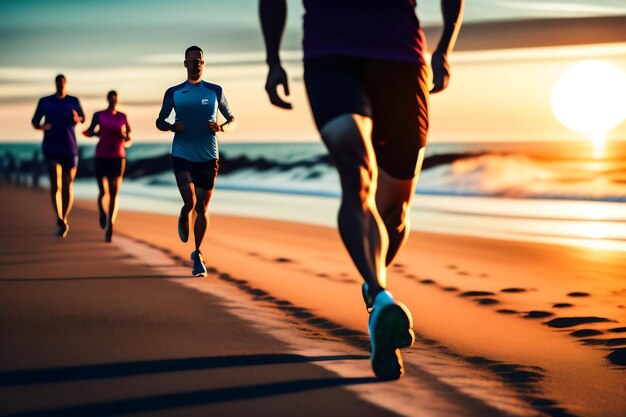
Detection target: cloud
<box><xmin>496</xmin><ymin>1</ymin><xmax>626</xmax><ymax>15</ymax></box>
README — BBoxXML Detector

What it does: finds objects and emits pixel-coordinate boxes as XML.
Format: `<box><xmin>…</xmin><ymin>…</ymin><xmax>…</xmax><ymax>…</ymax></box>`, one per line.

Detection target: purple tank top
<box><xmin>303</xmin><ymin>0</ymin><xmax>426</xmax><ymax>64</ymax></box>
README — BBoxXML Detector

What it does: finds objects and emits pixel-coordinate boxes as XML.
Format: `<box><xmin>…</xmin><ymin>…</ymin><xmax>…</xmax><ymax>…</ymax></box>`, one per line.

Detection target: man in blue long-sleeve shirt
<box><xmin>156</xmin><ymin>45</ymin><xmax>236</xmax><ymax>277</ymax></box>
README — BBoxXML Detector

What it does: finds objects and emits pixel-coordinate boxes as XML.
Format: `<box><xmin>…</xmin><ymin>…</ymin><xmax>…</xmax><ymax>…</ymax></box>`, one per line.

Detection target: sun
<box><xmin>551</xmin><ymin>61</ymin><xmax>626</xmax><ymax>150</ymax></box>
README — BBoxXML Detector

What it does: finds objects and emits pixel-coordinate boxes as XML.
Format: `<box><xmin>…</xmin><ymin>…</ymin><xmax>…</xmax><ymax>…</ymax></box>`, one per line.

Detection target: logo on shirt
<box><xmin>201</xmin><ymin>99</ymin><xmax>209</xmax><ymax>105</ymax></box>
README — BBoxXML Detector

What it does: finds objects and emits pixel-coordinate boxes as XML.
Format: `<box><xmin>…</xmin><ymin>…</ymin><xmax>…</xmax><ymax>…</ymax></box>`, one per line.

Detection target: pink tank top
<box><xmin>95</xmin><ymin>111</ymin><xmax>128</xmax><ymax>158</ymax></box>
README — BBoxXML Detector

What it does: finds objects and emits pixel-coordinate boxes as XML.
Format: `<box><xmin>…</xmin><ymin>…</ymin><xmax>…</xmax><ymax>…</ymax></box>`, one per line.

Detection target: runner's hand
<box><xmin>208</xmin><ymin>121</ymin><xmax>221</xmax><ymax>133</ymax></box>
<box><xmin>42</xmin><ymin>123</ymin><xmax>52</xmax><ymax>131</ymax></box>
<box><xmin>72</xmin><ymin>109</ymin><xmax>82</xmax><ymax>124</ymax></box>
<box><xmin>173</xmin><ymin>121</ymin><xmax>185</xmax><ymax>132</ymax></box>
<box><xmin>430</xmin><ymin>50</ymin><xmax>450</xmax><ymax>94</ymax></box>
<box><xmin>265</xmin><ymin>63</ymin><xmax>292</xmax><ymax>109</ymax></box>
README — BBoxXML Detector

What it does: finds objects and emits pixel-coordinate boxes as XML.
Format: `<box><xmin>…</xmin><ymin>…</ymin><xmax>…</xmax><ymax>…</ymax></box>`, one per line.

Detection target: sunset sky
<box><xmin>0</xmin><ymin>0</ymin><xmax>625</xmax><ymax>143</ymax></box>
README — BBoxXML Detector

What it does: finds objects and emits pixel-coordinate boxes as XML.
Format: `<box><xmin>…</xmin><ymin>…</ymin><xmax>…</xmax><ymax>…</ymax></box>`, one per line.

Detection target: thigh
<box><xmin>106</xmin><ymin>158</ymin><xmax>125</xmax><ymax>182</ymax></box>
<box><xmin>171</xmin><ymin>156</ymin><xmax>193</xmax><ymax>187</ymax></box>
<box><xmin>193</xmin><ymin>186</ymin><xmax>214</xmax><ymax>213</ymax></box>
<box><xmin>304</xmin><ymin>57</ymin><xmax>372</xmax><ymax>132</ymax></box>
<box><xmin>365</xmin><ymin>60</ymin><xmax>429</xmax><ymax>180</ymax></box>
<box><xmin>190</xmin><ymin>159</ymin><xmax>218</xmax><ymax>191</ymax></box>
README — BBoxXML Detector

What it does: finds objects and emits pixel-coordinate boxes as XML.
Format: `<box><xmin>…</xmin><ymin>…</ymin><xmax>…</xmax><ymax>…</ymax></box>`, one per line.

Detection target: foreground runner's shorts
<box><xmin>304</xmin><ymin>56</ymin><xmax>429</xmax><ymax>180</ymax></box>
<box><xmin>171</xmin><ymin>156</ymin><xmax>219</xmax><ymax>190</ymax></box>
<box><xmin>43</xmin><ymin>152</ymin><xmax>78</xmax><ymax>169</ymax></box>
<box><xmin>95</xmin><ymin>157</ymin><xmax>125</xmax><ymax>179</ymax></box>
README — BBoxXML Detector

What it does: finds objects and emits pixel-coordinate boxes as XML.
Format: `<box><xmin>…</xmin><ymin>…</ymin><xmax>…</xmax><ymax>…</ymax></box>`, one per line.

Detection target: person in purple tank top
<box><xmin>83</xmin><ymin>90</ymin><xmax>132</xmax><ymax>243</ymax></box>
<box><xmin>260</xmin><ymin>0</ymin><xmax>464</xmax><ymax>380</ymax></box>
<box><xmin>32</xmin><ymin>74</ymin><xmax>85</xmax><ymax>238</ymax></box>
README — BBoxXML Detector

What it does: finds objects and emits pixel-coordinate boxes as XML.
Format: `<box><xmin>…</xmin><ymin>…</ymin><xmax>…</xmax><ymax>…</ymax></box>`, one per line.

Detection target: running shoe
<box><xmin>191</xmin><ymin>250</ymin><xmax>207</xmax><ymax>277</ymax></box>
<box><xmin>368</xmin><ymin>290</ymin><xmax>415</xmax><ymax>380</ymax></box>
<box><xmin>55</xmin><ymin>220</ymin><xmax>69</xmax><ymax>238</ymax></box>
<box><xmin>105</xmin><ymin>226</ymin><xmax>113</xmax><ymax>243</ymax></box>
<box><xmin>178</xmin><ymin>207</ymin><xmax>189</xmax><ymax>243</ymax></box>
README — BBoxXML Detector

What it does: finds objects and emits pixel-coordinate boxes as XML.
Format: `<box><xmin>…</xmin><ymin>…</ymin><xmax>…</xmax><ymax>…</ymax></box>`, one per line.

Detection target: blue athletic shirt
<box><xmin>156</xmin><ymin>81</ymin><xmax>234</xmax><ymax>162</ymax></box>
<box><xmin>31</xmin><ymin>95</ymin><xmax>84</xmax><ymax>156</ymax></box>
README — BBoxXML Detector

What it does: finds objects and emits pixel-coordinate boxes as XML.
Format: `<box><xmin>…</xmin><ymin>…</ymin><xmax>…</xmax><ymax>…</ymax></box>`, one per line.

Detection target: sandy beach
<box><xmin>1</xmin><ymin>185</ymin><xmax>625</xmax><ymax>417</ymax></box>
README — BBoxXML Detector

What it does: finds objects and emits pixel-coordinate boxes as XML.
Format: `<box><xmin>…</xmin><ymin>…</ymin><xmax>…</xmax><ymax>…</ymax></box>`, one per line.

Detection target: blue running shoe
<box><xmin>191</xmin><ymin>250</ymin><xmax>207</xmax><ymax>277</ymax></box>
<box><xmin>368</xmin><ymin>290</ymin><xmax>415</xmax><ymax>380</ymax></box>
<box><xmin>178</xmin><ymin>207</ymin><xmax>189</xmax><ymax>243</ymax></box>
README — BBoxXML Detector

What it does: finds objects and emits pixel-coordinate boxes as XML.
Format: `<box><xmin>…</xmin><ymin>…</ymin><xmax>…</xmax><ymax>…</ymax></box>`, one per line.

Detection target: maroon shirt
<box><xmin>302</xmin><ymin>0</ymin><xmax>426</xmax><ymax>64</ymax></box>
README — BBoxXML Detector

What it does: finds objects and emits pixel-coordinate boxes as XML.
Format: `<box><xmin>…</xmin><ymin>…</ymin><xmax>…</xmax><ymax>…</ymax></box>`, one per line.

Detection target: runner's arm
<box><xmin>217</xmin><ymin>90</ymin><xmax>237</xmax><ymax>133</ymax></box>
<box><xmin>259</xmin><ymin>0</ymin><xmax>292</xmax><ymax>109</ymax></box>
<box><xmin>156</xmin><ymin>89</ymin><xmax>176</xmax><ymax>131</ymax></box>
<box><xmin>31</xmin><ymin>99</ymin><xmax>48</xmax><ymax>130</ymax></box>
<box><xmin>82</xmin><ymin>112</ymin><xmax>100</xmax><ymax>137</ymax></box>
<box><xmin>74</xmin><ymin>98</ymin><xmax>85</xmax><ymax>124</ymax></box>
<box><xmin>430</xmin><ymin>0</ymin><xmax>464</xmax><ymax>93</ymax></box>
<box><xmin>123</xmin><ymin>115</ymin><xmax>133</xmax><ymax>147</ymax></box>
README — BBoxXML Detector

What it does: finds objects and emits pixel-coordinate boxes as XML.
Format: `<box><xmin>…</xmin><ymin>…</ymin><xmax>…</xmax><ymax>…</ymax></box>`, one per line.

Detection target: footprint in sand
<box><xmin>496</xmin><ymin>309</ymin><xmax>519</xmax><ymax>315</ymax></box>
<box><xmin>607</xmin><ymin>348</ymin><xmax>626</xmax><ymax>366</ymax></box>
<box><xmin>442</xmin><ymin>286</ymin><xmax>459</xmax><ymax>292</ymax></box>
<box><xmin>460</xmin><ymin>291</ymin><xmax>495</xmax><ymax>297</ymax></box>
<box><xmin>570</xmin><ymin>329</ymin><xmax>603</xmax><ymax>338</ymax></box>
<box><xmin>544</xmin><ymin>316</ymin><xmax>612</xmax><ymax>328</ymax></box>
<box><xmin>553</xmin><ymin>303</ymin><xmax>573</xmax><ymax>308</ymax></box>
<box><xmin>419</xmin><ymin>279</ymin><xmax>435</xmax><ymax>285</ymax></box>
<box><xmin>523</xmin><ymin>311</ymin><xmax>554</xmax><ymax>319</ymax></box>
<box><xmin>580</xmin><ymin>338</ymin><xmax>626</xmax><ymax>347</ymax></box>
<box><xmin>476</xmin><ymin>298</ymin><xmax>499</xmax><ymax>305</ymax></box>
<box><xmin>567</xmin><ymin>292</ymin><xmax>590</xmax><ymax>297</ymax></box>
<box><xmin>273</xmin><ymin>257</ymin><xmax>293</xmax><ymax>264</ymax></box>
<box><xmin>501</xmin><ymin>288</ymin><xmax>527</xmax><ymax>293</ymax></box>
<box><xmin>609</xmin><ymin>327</ymin><xmax>626</xmax><ymax>333</ymax></box>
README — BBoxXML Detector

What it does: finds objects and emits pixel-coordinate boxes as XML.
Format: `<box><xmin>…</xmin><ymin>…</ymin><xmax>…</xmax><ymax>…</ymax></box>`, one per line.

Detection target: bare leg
<box><xmin>376</xmin><ymin>147</ymin><xmax>425</xmax><ymax>265</ymax></box>
<box><xmin>46</xmin><ymin>161</ymin><xmax>63</xmax><ymax>222</ymax></box>
<box><xmin>193</xmin><ymin>186</ymin><xmax>214</xmax><ymax>251</ymax></box>
<box><xmin>176</xmin><ymin>171</ymin><xmax>195</xmax><ymax>226</ymax></box>
<box><xmin>105</xmin><ymin>174</ymin><xmax>124</xmax><ymax>242</ymax></box>
<box><xmin>320</xmin><ymin>114</ymin><xmax>388</xmax><ymax>297</ymax></box>
<box><xmin>60</xmin><ymin>166</ymin><xmax>77</xmax><ymax>222</ymax></box>
<box><xmin>96</xmin><ymin>175</ymin><xmax>108</xmax><ymax>229</ymax></box>
<box><xmin>106</xmin><ymin>159</ymin><xmax>126</xmax><ymax>232</ymax></box>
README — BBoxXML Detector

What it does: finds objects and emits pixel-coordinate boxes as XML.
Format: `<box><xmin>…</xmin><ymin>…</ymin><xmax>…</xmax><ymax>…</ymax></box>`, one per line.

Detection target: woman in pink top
<box><xmin>83</xmin><ymin>90</ymin><xmax>132</xmax><ymax>242</ymax></box>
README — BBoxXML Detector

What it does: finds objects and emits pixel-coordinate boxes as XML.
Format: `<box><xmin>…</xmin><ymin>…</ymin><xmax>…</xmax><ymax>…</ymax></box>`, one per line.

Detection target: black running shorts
<box><xmin>304</xmin><ymin>56</ymin><xmax>429</xmax><ymax>179</ymax></box>
<box><xmin>44</xmin><ymin>152</ymin><xmax>78</xmax><ymax>169</ymax></box>
<box><xmin>95</xmin><ymin>157</ymin><xmax>125</xmax><ymax>179</ymax></box>
<box><xmin>171</xmin><ymin>156</ymin><xmax>219</xmax><ymax>190</ymax></box>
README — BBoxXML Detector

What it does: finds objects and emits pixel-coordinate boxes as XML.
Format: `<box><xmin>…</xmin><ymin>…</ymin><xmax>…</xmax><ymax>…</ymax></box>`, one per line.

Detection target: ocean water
<box><xmin>1</xmin><ymin>140</ymin><xmax>625</xmax><ymax>250</ymax></box>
